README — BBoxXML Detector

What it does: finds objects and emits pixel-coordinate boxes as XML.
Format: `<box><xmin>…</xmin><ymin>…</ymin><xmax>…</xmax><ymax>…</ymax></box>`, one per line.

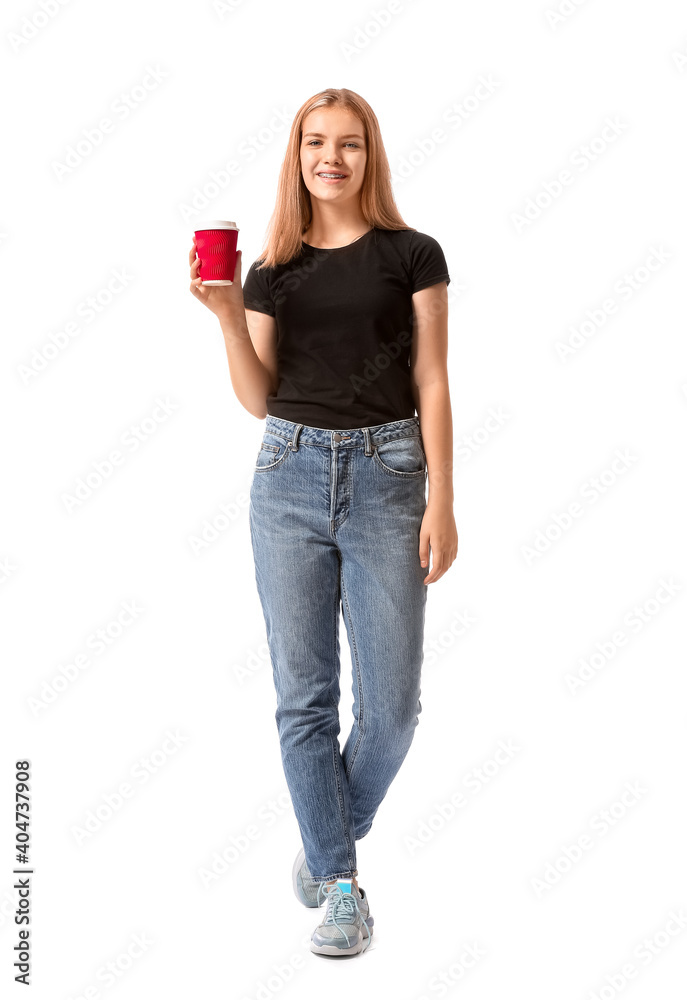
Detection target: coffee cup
<box><xmin>193</xmin><ymin>221</ymin><xmax>239</xmax><ymax>285</ymax></box>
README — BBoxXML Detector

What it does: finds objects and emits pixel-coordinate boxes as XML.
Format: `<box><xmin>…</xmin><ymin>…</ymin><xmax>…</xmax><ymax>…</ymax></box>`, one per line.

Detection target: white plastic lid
<box><xmin>194</xmin><ymin>220</ymin><xmax>238</xmax><ymax>230</ymax></box>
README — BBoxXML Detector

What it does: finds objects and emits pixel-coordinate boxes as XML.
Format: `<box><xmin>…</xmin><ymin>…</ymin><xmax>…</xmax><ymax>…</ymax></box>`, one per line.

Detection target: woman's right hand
<box><xmin>189</xmin><ymin>238</ymin><xmax>244</xmax><ymax>319</ymax></box>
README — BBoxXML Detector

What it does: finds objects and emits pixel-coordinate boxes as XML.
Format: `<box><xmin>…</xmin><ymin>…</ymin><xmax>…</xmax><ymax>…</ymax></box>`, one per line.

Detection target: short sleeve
<box><xmin>242</xmin><ymin>258</ymin><xmax>276</xmax><ymax>316</ymax></box>
<box><xmin>408</xmin><ymin>231</ymin><xmax>451</xmax><ymax>294</ymax></box>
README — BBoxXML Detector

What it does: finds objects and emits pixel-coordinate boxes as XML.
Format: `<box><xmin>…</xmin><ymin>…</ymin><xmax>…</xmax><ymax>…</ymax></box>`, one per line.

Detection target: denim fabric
<box><xmin>248</xmin><ymin>414</ymin><xmax>429</xmax><ymax>882</ymax></box>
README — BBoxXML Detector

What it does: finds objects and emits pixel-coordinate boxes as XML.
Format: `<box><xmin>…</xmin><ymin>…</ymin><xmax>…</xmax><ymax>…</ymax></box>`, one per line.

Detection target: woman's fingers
<box><xmin>189</xmin><ymin>248</ymin><xmax>202</xmax><ymax>283</ymax></box>
<box><xmin>189</xmin><ymin>240</ymin><xmax>205</xmax><ymax>297</ymax></box>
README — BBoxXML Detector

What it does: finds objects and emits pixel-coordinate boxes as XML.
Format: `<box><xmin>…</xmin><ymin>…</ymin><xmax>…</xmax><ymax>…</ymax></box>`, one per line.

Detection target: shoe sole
<box><xmin>310</xmin><ymin>919</ymin><xmax>374</xmax><ymax>956</ymax></box>
<box><xmin>292</xmin><ymin>847</ymin><xmax>320</xmax><ymax>908</ymax></box>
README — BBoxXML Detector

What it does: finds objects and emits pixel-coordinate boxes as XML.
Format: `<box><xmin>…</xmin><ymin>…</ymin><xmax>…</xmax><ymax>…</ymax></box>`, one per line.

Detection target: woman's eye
<box><xmin>306</xmin><ymin>141</ymin><xmax>359</xmax><ymax>148</ymax></box>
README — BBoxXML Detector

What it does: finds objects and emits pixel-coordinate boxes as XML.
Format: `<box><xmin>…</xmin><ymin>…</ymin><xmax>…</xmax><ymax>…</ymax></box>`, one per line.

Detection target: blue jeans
<box><xmin>248</xmin><ymin>414</ymin><xmax>429</xmax><ymax>883</ymax></box>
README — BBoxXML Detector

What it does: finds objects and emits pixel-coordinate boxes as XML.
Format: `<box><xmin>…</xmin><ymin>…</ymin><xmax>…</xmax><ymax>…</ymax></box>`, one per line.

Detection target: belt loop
<box><xmin>291</xmin><ymin>424</ymin><xmax>303</xmax><ymax>451</ymax></box>
<box><xmin>362</xmin><ymin>427</ymin><xmax>372</xmax><ymax>457</ymax></box>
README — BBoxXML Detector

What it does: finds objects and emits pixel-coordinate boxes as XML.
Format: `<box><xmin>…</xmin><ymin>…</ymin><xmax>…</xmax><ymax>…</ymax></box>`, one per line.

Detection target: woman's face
<box><xmin>300</xmin><ymin>107</ymin><xmax>367</xmax><ymax>207</ymax></box>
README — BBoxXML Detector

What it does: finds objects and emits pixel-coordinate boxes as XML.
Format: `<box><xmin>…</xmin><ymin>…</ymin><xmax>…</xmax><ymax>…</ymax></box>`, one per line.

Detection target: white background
<box><xmin>2</xmin><ymin>0</ymin><xmax>687</xmax><ymax>996</ymax></box>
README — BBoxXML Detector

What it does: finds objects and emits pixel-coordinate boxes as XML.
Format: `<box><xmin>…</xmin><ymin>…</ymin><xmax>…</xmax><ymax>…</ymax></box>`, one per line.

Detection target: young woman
<box><xmin>189</xmin><ymin>88</ymin><xmax>458</xmax><ymax>957</ymax></box>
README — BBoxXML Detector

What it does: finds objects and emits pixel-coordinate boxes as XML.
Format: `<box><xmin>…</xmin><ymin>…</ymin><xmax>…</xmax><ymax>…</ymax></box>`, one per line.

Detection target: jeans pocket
<box><xmin>255</xmin><ymin>432</ymin><xmax>291</xmax><ymax>471</ymax></box>
<box><xmin>372</xmin><ymin>435</ymin><xmax>427</xmax><ymax>478</ymax></box>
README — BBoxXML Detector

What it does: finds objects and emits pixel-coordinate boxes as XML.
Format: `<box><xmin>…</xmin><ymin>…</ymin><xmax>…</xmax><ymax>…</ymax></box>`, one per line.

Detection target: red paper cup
<box><xmin>193</xmin><ymin>220</ymin><xmax>239</xmax><ymax>285</ymax></box>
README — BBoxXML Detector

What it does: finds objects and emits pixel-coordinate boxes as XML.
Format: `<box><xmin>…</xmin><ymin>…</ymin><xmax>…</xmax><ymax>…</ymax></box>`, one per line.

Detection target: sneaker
<box><xmin>310</xmin><ymin>878</ymin><xmax>374</xmax><ymax>956</ymax></box>
<box><xmin>292</xmin><ymin>846</ymin><xmax>321</xmax><ymax>908</ymax></box>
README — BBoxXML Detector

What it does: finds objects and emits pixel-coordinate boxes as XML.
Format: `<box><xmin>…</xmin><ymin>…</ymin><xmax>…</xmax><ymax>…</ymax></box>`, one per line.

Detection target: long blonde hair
<box><xmin>256</xmin><ymin>88</ymin><xmax>413</xmax><ymax>269</ymax></box>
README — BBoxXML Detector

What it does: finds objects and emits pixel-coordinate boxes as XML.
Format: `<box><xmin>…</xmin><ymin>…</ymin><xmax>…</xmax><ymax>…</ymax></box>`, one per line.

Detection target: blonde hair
<box><xmin>256</xmin><ymin>88</ymin><xmax>413</xmax><ymax>269</ymax></box>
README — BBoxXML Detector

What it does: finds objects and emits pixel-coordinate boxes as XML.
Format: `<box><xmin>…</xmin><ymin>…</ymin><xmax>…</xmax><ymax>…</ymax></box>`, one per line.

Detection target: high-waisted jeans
<box><xmin>248</xmin><ymin>414</ymin><xmax>429</xmax><ymax>883</ymax></box>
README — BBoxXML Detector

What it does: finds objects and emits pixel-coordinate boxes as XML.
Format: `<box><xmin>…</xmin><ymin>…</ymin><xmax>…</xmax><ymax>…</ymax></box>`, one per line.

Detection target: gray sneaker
<box><xmin>310</xmin><ymin>878</ymin><xmax>374</xmax><ymax>956</ymax></box>
<box><xmin>292</xmin><ymin>846</ymin><xmax>322</xmax><ymax>907</ymax></box>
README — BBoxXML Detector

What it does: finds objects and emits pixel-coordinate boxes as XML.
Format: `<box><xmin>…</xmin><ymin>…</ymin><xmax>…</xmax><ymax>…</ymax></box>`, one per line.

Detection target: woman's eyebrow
<box><xmin>303</xmin><ymin>132</ymin><xmax>364</xmax><ymax>140</ymax></box>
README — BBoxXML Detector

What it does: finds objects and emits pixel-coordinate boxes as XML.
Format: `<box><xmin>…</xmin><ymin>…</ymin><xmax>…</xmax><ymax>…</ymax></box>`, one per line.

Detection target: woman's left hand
<box><xmin>419</xmin><ymin>500</ymin><xmax>458</xmax><ymax>584</ymax></box>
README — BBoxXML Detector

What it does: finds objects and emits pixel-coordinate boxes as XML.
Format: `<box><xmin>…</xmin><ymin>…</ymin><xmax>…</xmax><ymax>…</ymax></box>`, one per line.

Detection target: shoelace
<box><xmin>316</xmin><ymin>882</ymin><xmax>372</xmax><ymax>953</ymax></box>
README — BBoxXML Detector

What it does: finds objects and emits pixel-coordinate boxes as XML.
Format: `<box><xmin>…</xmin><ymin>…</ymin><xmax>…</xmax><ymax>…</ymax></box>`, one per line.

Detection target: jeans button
<box><xmin>333</xmin><ymin>433</ymin><xmax>342</xmax><ymax>442</ymax></box>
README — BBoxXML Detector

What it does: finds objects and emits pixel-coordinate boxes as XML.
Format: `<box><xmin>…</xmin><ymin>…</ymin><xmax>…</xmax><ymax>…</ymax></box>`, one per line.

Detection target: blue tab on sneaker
<box><xmin>337</xmin><ymin>878</ymin><xmax>353</xmax><ymax>895</ymax></box>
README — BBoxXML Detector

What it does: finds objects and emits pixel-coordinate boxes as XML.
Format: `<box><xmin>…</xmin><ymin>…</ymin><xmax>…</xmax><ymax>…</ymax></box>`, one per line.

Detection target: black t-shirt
<box><xmin>241</xmin><ymin>227</ymin><xmax>450</xmax><ymax>430</ymax></box>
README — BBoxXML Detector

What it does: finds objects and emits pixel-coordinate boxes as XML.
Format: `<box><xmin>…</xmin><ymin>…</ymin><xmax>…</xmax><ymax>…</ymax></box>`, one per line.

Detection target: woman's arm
<box><xmin>410</xmin><ymin>282</ymin><xmax>454</xmax><ymax>506</ymax></box>
<box><xmin>218</xmin><ymin>307</ymin><xmax>278</xmax><ymax>420</ymax></box>
<box><xmin>409</xmin><ymin>282</ymin><xmax>458</xmax><ymax>582</ymax></box>
<box><xmin>190</xmin><ymin>243</ymin><xmax>277</xmax><ymax>419</ymax></box>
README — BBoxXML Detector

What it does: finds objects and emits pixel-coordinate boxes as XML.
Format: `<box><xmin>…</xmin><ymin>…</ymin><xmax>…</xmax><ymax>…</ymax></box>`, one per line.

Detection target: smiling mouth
<box><xmin>317</xmin><ymin>172</ymin><xmax>347</xmax><ymax>180</ymax></box>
